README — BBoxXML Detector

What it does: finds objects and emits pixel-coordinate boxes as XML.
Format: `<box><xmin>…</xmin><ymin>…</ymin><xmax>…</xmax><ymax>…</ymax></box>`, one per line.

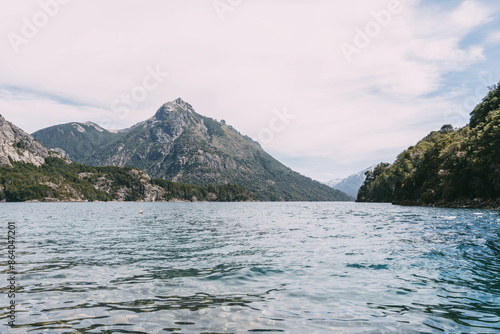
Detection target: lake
<box><xmin>1</xmin><ymin>202</ymin><xmax>499</xmax><ymax>333</ymax></box>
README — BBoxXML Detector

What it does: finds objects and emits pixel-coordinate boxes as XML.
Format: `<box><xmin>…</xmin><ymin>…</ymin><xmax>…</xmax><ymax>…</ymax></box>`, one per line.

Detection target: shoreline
<box><xmin>392</xmin><ymin>198</ymin><xmax>500</xmax><ymax>211</ymax></box>
<box><xmin>1</xmin><ymin>198</ymin><xmax>259</xmax><ymax>203</ymax></box>
<box><xmin>3</xmin><ymin>197</ymin><xmax>498</xmax><ymax>209</ymax></box>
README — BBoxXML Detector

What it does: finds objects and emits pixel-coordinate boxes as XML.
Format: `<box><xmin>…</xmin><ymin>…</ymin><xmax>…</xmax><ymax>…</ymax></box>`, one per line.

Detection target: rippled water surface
<box><xmin>1</xmin><ymin>202</ymin><xmax>499</xmax><ymax>333</ymax></box>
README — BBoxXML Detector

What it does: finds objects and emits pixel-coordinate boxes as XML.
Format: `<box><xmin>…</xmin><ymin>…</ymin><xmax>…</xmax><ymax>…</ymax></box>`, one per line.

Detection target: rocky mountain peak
<box><xmin>153</xmin><ymin>98</ymin><xmax>198</xmax><ymax>129</ymax></box>
<box><xmin>155</xmin><ymin>98</ymin><xmax>193</xmax><ymax>116</ymax></box>
<box><xmin>173</xmin><ymin>97</ymin><xmax>194</xmax><ymax>110</ymax></box>
<box><xmin>173</xmin><ymin>97</ymin><xmax>193</xmax><ymax>109</ymax></box>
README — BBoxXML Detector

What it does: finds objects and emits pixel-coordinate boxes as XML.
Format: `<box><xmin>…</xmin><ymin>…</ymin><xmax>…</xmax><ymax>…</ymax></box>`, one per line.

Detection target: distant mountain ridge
<box><xmin>33</xmin><ymin>98</ymin><xmax>352</xmax><ymax>201</ymax></box>
<box><xmin>327</xmin><ymin>165</ymin><xmax>375</xmax><ymax>197</ymax></box>
<box><xmin>325</xmin><ymin>178</ymin><xmax>342</xmax><ymax>188</ymax></box>
<box><xmin>31</xmin><ymin>121</ymin><xmax>119</xmax><ymax>162</ymax></box>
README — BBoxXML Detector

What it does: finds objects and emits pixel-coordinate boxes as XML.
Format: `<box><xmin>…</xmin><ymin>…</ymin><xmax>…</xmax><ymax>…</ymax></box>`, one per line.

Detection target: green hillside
<box><xmin>32</xmin><ymin>122</ymin><xmax>120</xmax><ymax>162</ymax></box>
<box><xmin>357</xmin><ymin>82</ymin><xmax>500</xmax><ymax>208</ymax></box>
<box><xmin>0</xmin><ymin>157</ymin><xmax>257</xmax><ymax>202</ymax></box>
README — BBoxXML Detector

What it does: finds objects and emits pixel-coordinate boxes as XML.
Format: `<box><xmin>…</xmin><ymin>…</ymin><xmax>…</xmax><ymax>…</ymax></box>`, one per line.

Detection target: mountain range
<box><xmin>32</xmin><ymin>98</ymin><xmax>352</xmax><ymax>201</ymax></box>
<box><xmin>0</xmin><ymin>114</ymin><xmax>257</xmax><ymax>202</ymax></box>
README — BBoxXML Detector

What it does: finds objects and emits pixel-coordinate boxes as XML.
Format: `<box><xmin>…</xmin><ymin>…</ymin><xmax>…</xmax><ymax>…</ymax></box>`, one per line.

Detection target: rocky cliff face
<box><xmin>33</xmin><ymin>99</ymin><xmax>352</xmax><ymax>201</ymax></box>
<box><xmin>0</xmin><ymin>114</ymin><xmax>62</xmax><ymax>166</ymax></box>
<box><xmin>76</xmin><ymin>169</ymin><xmax>167</xmax><ymax>202</ymax></box>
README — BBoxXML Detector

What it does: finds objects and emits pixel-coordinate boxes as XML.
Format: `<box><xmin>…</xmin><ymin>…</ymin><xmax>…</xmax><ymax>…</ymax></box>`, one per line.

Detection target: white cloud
<box><xmin>487</xmin><ymin>31</ymin><xmax>500</xmax><ymax>44</ymax></box>
<box><xmin>450</xmin><ymin>0</ymin><xmax>493</xmax><ymax>30</ymax></box>
<box><xmin>0</xmin><ymin>88</ymin><xmax>124</xmax><ymax>133</ymax></box>
<box><xmin>0</xmin><ymin>0</ymin><xmax>498</xmax><ymax>180</ymax></box>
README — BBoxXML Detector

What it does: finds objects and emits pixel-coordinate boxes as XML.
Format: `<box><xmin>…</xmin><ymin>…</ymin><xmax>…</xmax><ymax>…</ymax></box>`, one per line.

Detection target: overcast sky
<box><xmin>1</xmin><ymin>0</ymin><xmax>499</xmax><ymax>181</ymax></box>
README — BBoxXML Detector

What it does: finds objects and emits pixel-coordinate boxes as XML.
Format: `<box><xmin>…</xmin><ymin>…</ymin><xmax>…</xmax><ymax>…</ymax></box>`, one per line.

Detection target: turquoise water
<box><xmin>0</xmin><ymin>202</ymin><xmax>499</xmax><ymax>333</ymax></box>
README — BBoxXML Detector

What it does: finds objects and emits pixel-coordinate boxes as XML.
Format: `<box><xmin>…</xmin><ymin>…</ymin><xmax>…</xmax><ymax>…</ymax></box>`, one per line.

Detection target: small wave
<box><xmin>346</xmin><ymin>263</ymin><xmax>389</xmax><ymax>270</ymax></box>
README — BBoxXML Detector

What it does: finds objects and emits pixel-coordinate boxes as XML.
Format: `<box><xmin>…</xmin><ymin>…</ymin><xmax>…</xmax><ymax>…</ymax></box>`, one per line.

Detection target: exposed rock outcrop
<box><xmin>0</xmin><ymin>115</ymin><xmax>63</xmax><ymax>166</ymax></box>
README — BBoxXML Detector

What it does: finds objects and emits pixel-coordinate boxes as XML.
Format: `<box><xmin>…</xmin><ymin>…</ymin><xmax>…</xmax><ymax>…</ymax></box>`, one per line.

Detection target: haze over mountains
<box><xmin>32</xmin><ymin>98</ymin><xmax>352</xmax><ymax>201</ymax></box>
<box><xmin>327</xmin><ymin>165</ymin><xmax>375</xmax><ymax>198</ymax></box>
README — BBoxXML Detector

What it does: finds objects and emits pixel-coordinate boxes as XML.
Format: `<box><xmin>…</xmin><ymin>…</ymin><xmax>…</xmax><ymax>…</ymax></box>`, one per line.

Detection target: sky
<box><xmin>1</xmin><ymin>0</ymin><xmax>499</xmax><ymax>181</ymax></box>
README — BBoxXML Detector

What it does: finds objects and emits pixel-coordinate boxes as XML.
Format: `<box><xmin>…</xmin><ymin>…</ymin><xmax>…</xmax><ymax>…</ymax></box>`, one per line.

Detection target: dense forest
<box><xmin>0</xmin><ymin>157</ymin><xmax>257</xmax><ymax>202</ymax></box>
<box><xmin>357</xmin><ymin>82</ymin><xmax>500</xmax><ymax>208</ymax></box>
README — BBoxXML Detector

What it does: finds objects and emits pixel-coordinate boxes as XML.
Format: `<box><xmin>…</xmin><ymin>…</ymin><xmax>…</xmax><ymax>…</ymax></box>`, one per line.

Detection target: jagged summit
<box><xmin>173</xmin><ymin>97</ymin><xmax>194</xmax><ymax>110</ymax></box>
<box><xmin>153</xmin><ymin>98</ymin><xmax>196</xmax><ymax>123</ymax></box>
